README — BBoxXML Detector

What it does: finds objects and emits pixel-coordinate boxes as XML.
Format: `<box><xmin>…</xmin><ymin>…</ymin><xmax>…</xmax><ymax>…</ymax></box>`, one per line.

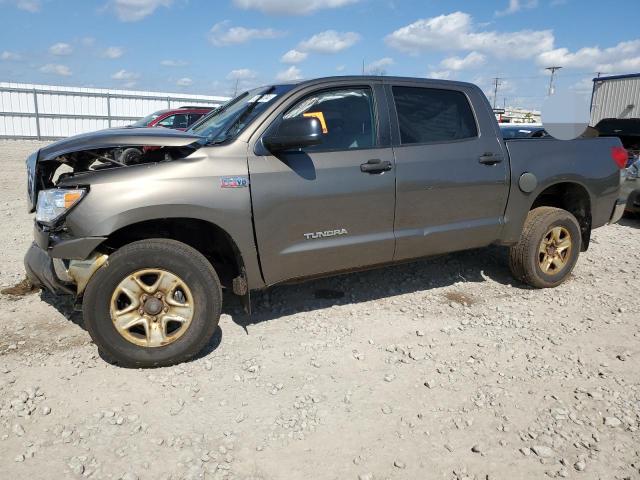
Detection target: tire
<box><xmin>119</xmin><ymin>148</ymin><xmax>142</xmax><ymax>165</ymax></box>
<box><xmin>509</xmin><ymin>207</ymin><xmax>582</xmax><ymax>288</ymax></box>
<box><xmin>83</xmin><ymin>239</ymin><xmax>222</xmax><ymax>368</ymax></box>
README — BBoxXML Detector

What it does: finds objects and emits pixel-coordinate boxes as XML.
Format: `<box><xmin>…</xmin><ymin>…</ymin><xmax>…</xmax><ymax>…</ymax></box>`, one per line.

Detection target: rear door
<box><xmin>388</xmin><ymin>82</ymin><xmax>509</xmax><ymax>260</ymax></box>
<box><xmin>248</xmin><ymin>82</ymin><xmax>396</xmax><ymax>285</ymax></box>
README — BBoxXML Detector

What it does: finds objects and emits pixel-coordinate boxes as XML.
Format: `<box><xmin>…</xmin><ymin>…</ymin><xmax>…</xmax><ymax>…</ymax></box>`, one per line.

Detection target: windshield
<box><xmin>189</xmin><ymin>84</ymin><xmax>293</xmax><ymax>144</ymax></box>
<box><xmin>130</xmin><ymin>111</ymin><xmax>164</xmax><ymax>127</ymax></box>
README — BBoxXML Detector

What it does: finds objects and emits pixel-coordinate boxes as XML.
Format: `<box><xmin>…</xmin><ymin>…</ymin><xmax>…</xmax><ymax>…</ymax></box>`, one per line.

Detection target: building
<box><xmin>0</xmin><ymin>81</ymin><xmax>229</xmax><ymax>140</ymax></box>
<box><xmin>590</xmin><ymin>73</ymin><xmax>640</xmax><ymax>126</ymax></box>
<box><xmin>494</xmin><ymin>107</ymin><xmax>541</xmax><ymax>124</ymax></box>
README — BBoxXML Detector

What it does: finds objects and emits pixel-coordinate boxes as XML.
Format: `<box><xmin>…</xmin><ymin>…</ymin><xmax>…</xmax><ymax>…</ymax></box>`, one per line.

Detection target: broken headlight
<box><xmin>36</xmin><ymin>188</ymin><xmax>86</xmax><ymax>225</ymax></box>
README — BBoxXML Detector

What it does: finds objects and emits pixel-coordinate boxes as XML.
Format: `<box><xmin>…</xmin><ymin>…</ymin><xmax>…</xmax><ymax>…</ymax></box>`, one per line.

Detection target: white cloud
<box><xmin>276</xmin><ymin>66</ymin><xmax>302</xmax><ymax>82</ymax></box>
<box><xmin>81</xmin><ymin>37</ymin><xmax>96</xmax><ymax>47</ymax></box>
<box><xmin>281</xmin><ymin>49</ymin><xmax>308</xmax><ymax>64</ymax></box>
<box><xmin>365</xmin><ymin>57</ymin><xmax>394</xmax><ymax>74</ymax></box>
<box><xmin>40</xmin><ymin>64</ymin><xmax>72</xmax><ymax>76</ymax></box>
<box><xmin>427</xmin><ymin>70</ymin><xmax>451</xmax><ymax>80</ymax></box>
<box><xmin>111</xmin><ymin>69</ymin><xmax>140</xmax><ymax>81</ymax></box>
<box><xmin>160</xmin><ymin>59</ymin><xmax>188</xmax><ymax>67</ymax></box>
<box><xmin>1</xmin><ymin>0</ymin><xmax>42</xmax><ymax>12</ymax></box>
<box><xmin>495</xmin><ymin>0</ymin><xmax>538</xmax><ymax>17</ymax></box>
<box><xmin>227</xmin><ymin>69</ymin><xmax>257</xmax><ymax>80</ymax></box>
<box><xmin>537</xmin><ymin>40</ymin><xmax>640</xmax><ymax>74</ymax></box>
<box><xmin>208</xmin><ymin>21</ymin><xmax>285</xmax><ymax>46</ymax></box>
<box><xmin>385</xmin><ymin>11</ymin><xmax>554</xmax><ymax>59</ymax></box>
<box><xmin>298</xmin><ymin>30</ymin><xmax>360</xmax><ymax>54</ymax></box>
<box><xmin>106</xmin><ymin>0</ymin><xmax>172</xmax><ymax>22</ymax></box>
<box><xmin>440</xmin><ymin>51</ymin><xmax>485</xmax><ymax>70</ymax></box>
<box><xmin>49</xmin><ymin>42</ymin><xmax>73</xmax><ymax>56</ymax></box>
<box><xmin>102</xmin><ymin>46</ymin><xmax>124</xmax><ymax>59</ymax></box>
<box><xmin>1</xmin><ymin>51</ymin><xmax>21</xmax><ymax>61</ymax></box>
<box><xmin>233</xmin><ymin>0</ymin><xmax>358</xmax><ymax>15</ymax></box>
<box><xmin>176</xmin><ymin>77</ymin><xmax>193</xmax><ymax>87</ymax></box>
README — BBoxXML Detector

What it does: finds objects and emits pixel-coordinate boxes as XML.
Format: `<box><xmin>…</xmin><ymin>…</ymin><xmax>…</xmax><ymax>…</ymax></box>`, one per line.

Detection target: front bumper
<box><xmin>25</xmin><ymin>223</ymin><xmax>109</xmax><ymax>296</ymax></box>
<box><xmin>24</xmin><ymin>243</ymin><xmax>74</xmax><ymax>295</ymax></box>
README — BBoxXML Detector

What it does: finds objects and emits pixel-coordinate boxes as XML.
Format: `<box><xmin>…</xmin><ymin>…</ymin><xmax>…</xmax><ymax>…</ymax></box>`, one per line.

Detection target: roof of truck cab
<box><xmin>279</xmin><ymin>75</ymin><xmax>478</xmax><ymax>90</ymax></box>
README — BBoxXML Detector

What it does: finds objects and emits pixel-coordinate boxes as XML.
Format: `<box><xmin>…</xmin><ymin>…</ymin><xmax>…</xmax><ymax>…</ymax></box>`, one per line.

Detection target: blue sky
<box><xmin>1</xmin><ymin>0</ymin><xmax>639</xmax><ymax>108</ymax></box>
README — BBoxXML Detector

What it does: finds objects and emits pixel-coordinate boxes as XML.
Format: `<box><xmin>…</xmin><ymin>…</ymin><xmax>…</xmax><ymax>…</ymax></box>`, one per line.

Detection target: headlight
<box><xmin>36</xmin><ymin>188</ymin><xmax>86</xmax><ymax>224</ymax></box>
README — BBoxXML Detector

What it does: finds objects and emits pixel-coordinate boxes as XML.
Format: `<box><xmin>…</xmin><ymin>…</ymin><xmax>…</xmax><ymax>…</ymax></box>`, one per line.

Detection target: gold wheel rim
<box><xmin>538</xmin><ymin>226</ymin><xmax>572</xmax><ymax>275</ymax></box>
<box><xmin>109</xmin><ymin>269</ymin><xmax>194</xmax><ymax>348</ymax></box>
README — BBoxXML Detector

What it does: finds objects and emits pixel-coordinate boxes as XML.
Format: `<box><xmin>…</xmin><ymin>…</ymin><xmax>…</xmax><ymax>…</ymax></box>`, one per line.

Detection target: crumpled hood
<box><xmin>37</xmin><ymin>127</ymin><xmax>203</xmax><ymax>162</ymax></box>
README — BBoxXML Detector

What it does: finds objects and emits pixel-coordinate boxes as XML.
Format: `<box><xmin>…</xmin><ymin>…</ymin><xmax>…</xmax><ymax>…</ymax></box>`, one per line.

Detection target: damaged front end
<box><xmin>27</xmin><ymin>127</ymin><xmax>203</xmax><ymax>212</ymax></box>
<box><xmin>25</xmin><ymin>127</ymin><xmax>204</xmax><ymax>298</ymax></box>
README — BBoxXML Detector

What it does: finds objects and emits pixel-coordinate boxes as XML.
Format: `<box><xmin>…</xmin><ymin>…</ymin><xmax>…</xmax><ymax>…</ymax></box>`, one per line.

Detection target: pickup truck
<box><xmin>24</xmin><ymin>76</ymin><xmax>628</xmax><ymax>367</ymax></box>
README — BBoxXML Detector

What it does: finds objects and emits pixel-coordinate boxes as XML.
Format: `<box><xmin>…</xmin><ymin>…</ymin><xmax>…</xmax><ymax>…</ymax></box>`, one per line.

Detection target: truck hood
<box><xmin>37</xmin><ymin>127</ymin><xmax>203</xmax><ymax>162</ymax></box>
<box><xmin>27</xmin><ymin>127</ymin><xmax>204</xmax><ymax>213</ymax></box>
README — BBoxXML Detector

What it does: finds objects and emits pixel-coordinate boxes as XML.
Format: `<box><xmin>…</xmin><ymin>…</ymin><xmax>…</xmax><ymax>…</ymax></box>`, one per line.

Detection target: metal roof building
<box><xmin>591</xmin><ymin>73</ymin><xmax>640</xmax><ymax>126</ymax></box>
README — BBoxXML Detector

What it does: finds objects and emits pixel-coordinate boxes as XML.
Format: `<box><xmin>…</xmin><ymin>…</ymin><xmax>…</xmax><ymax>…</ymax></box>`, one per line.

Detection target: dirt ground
<box><xmin>0</xmin><ymin>139</ymin><xmax>639</xmax><ymax>480</ymax></box>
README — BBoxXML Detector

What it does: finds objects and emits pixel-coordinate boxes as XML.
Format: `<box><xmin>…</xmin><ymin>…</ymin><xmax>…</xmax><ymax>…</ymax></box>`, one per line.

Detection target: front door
<box><xmin>248</xmin><ymin>85</ymin><xmax>396</xmax><ymax>285</ymax></box>
<box><xmin>389</xmin><ymin>83</ymin><xmax>510</xmax><ymax>260</ymax></box>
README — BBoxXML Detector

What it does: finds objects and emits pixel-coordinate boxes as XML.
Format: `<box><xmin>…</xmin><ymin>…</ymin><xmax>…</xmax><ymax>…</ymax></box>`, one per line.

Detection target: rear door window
<box><xmin>392</xmin><ymin>86</ymin><xmax>478</xmax><ymax>145</ymax></box>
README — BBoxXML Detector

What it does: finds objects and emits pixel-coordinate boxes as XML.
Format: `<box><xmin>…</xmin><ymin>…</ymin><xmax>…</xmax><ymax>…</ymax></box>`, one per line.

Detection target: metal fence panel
<box><xmin>0</xmin><ymin>81</ymin><xmax>229</xmax><ymax>139</ymax></box>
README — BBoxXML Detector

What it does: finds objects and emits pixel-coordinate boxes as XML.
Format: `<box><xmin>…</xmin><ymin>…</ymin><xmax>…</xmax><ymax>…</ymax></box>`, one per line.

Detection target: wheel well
<box><xmin>99</xmin><ymin>218</ymin><xmax>243</xmax><ymax>288</ymax></box>
<box><xmin>530</xmin><ymin>182</ymin><xmax>592</xmax><ymax>250</ymax></box>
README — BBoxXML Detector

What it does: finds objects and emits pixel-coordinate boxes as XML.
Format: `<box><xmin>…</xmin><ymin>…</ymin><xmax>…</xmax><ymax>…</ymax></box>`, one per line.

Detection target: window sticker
<box><xmin>303</xmin><ymin>111</ymin><xmax>328</xmax><ymax>134</ymax></box>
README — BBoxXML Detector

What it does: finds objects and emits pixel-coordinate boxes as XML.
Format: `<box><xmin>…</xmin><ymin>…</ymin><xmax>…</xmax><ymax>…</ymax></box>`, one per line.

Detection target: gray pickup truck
<box><xmin>24</xmin><ymin>76</ymin><xmax>627</xmax><ymax>367</ymax></box>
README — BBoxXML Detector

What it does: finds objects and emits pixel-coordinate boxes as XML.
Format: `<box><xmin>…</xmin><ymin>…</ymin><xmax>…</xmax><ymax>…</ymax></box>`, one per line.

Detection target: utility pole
<box><xmin>492</xmin><ymin>77</ymin><xmax>502</xmax><ymax>109</ymax></box>
<box><xmin>233</xmin><ymin>79</ymin><xmax>239</xmax><ymax>97</ymax></box>
<box><xmin>546</xmin><ymin>66</ymin><xmax>562</xmax><ymax>95</ymax></box>
<box><xmin>362</xmin><ymin>59</ymin><xmax>365</xmax><ymax>75</ymax></box>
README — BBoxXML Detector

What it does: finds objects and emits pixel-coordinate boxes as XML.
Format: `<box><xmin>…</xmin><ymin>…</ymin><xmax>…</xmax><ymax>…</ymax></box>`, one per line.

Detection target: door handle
<box><xmin>478</xmin><ymin>153</ymin><xmax>503</xmax><ymax>165</ymax></box>
<box><xmin>360</xmin><ymin>159</ymin><xmax>392</xmax><ymax>173</ymax></box>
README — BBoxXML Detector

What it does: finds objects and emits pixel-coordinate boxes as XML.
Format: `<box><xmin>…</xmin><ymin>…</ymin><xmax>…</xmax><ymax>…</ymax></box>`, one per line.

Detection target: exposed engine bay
<box><xmin>27</xmin><ymin>127</ymin><xmax>203</xmax><ymax>212</ymax></box>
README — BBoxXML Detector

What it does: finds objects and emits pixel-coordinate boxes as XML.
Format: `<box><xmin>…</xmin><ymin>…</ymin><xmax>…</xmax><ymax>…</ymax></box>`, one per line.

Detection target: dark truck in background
<box><xmin>24</xmin><ymin>76</ymin><xmax>627</xmax><ymax>367</ymax></box>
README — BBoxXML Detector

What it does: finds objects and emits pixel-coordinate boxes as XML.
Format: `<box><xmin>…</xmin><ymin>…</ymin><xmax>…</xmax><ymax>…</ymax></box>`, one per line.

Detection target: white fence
<box><xmin>0</xmin><ymin>82</ymin><xmax>230</xmax><ymax>140</ymax></box>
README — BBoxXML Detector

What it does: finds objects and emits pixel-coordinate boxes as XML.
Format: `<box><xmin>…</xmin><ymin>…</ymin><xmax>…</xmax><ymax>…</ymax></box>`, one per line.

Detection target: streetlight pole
<box><xmin>546</xmin><ymin>66</ymin><xmax>562</xmax><ymax>95</ymax></box>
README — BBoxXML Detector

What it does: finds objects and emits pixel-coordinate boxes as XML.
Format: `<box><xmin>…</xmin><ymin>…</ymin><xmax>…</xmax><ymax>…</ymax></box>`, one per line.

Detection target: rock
<box><xmin>15</xmin><ymin>454</ymin><xmax>25</xmax><ymax>462</ymax></box>
<box><xmin>471</xmin><ymin>444</ymin><xmax>483</xmax><ymax>454</ymax></box>
<box><xmin>12</xmin><ymin>424</ymin><xmax>25</xmax><ymax>437</ymax></box>
<box><xmin>603</xmin><ymin>416</ymin><xmax>622</xmax><ymax>427</ymax></box>
<box><xmin>41</xmin><ymin>406</ymin><xmax>51</xmax><ymax>415</ymax></box>
<box><xmin>358</xmin><ymin>474</ymin><xmax>374</xmax><ymax>480</ymax></box>
<box><xmin>384</xmin><ymin>374</ymin><xmax>395</xmax><ymax>382</ymax></box>
<box><xmin>381</xmin><ymin>405</ymin><xmax>393</xmax><ymax>414</ymax></box>
<box><xmin>68</xmin><ymin>457</ymin><xmax>84</xmax><ymax>475</ymax></box>
<box><xmin>393</xmin><ymin>459</ymin><xmax>406</xmax><ymax>469</ymax></box>
<box><xmin>121</xmin><ymin>473</ymin><xmax>138</xmax><ymax>480</ymax></box>
<box><xmin>574</xmin><ymin>460</ymin><xmax>586</xmax><ymax>471</ymax></box>
<box><xmin>531</xmin><ymin>445</ymin><xmax>555</xmax><ymax>458</ymax></box>
<box><xmin>416</xmin><ymin>330</ymin><xmax>425</xmax><ymax>337</ymax></box>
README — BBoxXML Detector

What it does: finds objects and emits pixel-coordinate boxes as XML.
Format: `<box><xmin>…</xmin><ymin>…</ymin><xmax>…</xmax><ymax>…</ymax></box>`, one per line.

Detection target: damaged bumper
<box><xmin>25</xmin><ymin>224</ymin><xmax>109</xmax><ymax>296</ymax></box>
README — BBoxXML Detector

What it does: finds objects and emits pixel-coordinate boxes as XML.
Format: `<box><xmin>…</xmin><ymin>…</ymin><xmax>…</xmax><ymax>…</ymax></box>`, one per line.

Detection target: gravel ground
<box><xmin>1</xmin><ymin>139</ymin><xmax>639</xmax><ymax>480</ymax></box>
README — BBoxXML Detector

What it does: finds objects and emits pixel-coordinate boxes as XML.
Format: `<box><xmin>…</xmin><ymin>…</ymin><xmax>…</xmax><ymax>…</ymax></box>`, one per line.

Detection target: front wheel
<box><xmin>509</xmin><ymin>207</ymin><xmax>582</xmax><ymax>288</ymax></box>
<box><xmin>83</xmin><ymin>239</ymin><xmax>222</xmax><ymax>367</ymax></box>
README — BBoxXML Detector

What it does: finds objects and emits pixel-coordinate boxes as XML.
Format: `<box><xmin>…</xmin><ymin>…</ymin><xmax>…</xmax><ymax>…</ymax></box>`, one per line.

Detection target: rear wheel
<box><xmin>83</xmin><ymin>239</ymin><xmax>222</xmax><ymax>367</ymax></box>
<box><xmin>509</xmin><ymin>207</ymin><xmax>582</xmax><ymax>288</ymax></box>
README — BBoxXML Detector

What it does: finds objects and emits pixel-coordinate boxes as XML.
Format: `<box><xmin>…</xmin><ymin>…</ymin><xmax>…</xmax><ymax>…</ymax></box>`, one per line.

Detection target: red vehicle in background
<box><xmin>130</xmin><ymin>106</ymin><xmax>214</xmax><ymax>130</ymax></box>
<box><xmin>120</xmin><ymin>106</ymin><xmax>215</xmax><ymax>163</ymax></box>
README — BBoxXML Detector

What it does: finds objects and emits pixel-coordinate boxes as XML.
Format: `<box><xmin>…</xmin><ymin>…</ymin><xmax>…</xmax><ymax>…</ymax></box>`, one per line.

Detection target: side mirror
<box><xmin>264</xmin><ymin>116</ymin><xmax>323</xmax><ymax>152</ymax></box>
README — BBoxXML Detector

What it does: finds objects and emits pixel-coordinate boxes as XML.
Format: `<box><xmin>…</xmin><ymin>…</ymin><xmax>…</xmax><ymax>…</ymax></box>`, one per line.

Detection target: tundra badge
<box><xmin>304</xmin><ymin>229</ymin><xmax>348</xmax><ymax>240</ymax></box>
